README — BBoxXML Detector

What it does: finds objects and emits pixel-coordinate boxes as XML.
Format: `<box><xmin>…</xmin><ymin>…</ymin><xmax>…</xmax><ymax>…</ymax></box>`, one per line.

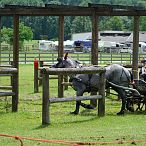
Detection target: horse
<box><xmin>52</xmin><ymin>53</ymin><xmax>134</xmax><ymax>115</ymax></box>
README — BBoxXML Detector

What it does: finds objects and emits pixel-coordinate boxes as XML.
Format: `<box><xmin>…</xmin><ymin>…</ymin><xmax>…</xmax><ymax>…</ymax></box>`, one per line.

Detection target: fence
<box><xmin>40</xmin><ymin>67</ymin><xmax>106</xmax><ymax>124</ymax></box>
<box><xmin>1</xmin><ymin>51</ymin><xmax>146</xmax><ymax>65</ymax></box>
<box><xmin>0</xmin><ymin>66</ymin><xmax>18</xmax><ymax>112</ymax></box>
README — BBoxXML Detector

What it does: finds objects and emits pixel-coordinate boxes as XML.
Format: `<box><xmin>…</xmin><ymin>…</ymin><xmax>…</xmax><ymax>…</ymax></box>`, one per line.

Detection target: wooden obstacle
<box><xmin>40</xmin><ymin>67</ymin><xmax>106</xmax><ymax>125</ymax></box>
<box><xmin>34</xmin><ymin>60</ymin><xmax>58</xmax><ymax>93</ymax></box>
<box><xmin>0</xmin><ymin>67</ymin><xmax>18</xmax><ymax>111</ymax></box>
<box><xmin>34</xmin><ymin>60</ymin><xmax>69</xmax><ymax>94</ymax></box>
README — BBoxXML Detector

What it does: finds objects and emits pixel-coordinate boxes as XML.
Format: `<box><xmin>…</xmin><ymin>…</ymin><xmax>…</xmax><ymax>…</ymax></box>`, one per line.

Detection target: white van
<box><xmin>39</xmin><ymin>40</ymin><xmax>56</xmax><ymax>51</ymax></box>
<box><xmin>119</xmin><ymin>46</ymin><xmax>132</xmax><ymax>54</ymax></box>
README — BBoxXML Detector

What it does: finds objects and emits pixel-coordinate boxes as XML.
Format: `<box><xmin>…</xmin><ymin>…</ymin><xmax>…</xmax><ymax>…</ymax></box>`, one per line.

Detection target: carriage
<box><xmin>125</xmin><ymin>79</ymin><xmax>146</xmax><ymax>112</ymax></box>
<box><xmin>52</xmin><ymin>53</ymin><xmax>146</xmax><ymax>114</ymax></box>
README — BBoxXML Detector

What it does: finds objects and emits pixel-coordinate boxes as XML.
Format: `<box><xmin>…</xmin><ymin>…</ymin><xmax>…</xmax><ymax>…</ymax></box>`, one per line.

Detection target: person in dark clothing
<box><xmin>139</xmin><ymin>60</ymin><xmax>146</xmax><ymax>81</ymax></box>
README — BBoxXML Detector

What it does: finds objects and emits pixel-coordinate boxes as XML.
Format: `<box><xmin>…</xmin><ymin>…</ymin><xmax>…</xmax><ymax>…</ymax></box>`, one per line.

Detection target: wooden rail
<box><xmin>41</xmin><ymin>67</ymin><xmax>106</xmax><ymax>125</ymax></box>
<box><xmin>0</xmin><ymin>67</ymin><xmax>18</xmax><ymax>112</ymax></box>
<box><xmin>0</xmin><ymin>92</ymin><xmax>15</xmax><ymax>96</ymax></box>
<box><xmin>49</xmin><ymin>95</ymin><xmax>102</xmax><ymax>103</ymax></box>
<box><xmin>0</xmin><ymin>67</ymin><xmax>17</xmax><ymax>74</ymax></box>
<box><xmin>0</xmin><ymin>86</ymin><xmax>12</xmax><ymax>90</ymax></box>
<box><xmin>1</xmin><ymin>51</ymin><xmax>145</xmax><ymax>64</ymax></box>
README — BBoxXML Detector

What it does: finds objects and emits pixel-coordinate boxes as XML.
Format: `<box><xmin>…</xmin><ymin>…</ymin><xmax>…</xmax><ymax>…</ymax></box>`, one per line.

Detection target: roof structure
<box><xmin>72</xmin><ymin>31</ymin><xmax>131</xmax><ymax>43</ymax></box>
<box><xmin>0</xmin><ymin>3</ymin><xmax>146</xmax><ymax>16</ymax></box>
<box><xmin>126</xmin><ymin>32</ymin><xmax>146</xmax><ymax>43</ymax></box>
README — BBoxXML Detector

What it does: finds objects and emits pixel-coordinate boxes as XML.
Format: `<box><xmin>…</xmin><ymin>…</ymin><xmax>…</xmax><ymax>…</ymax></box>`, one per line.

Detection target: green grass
<box><xmin>0</xmin><ymin>64</ymin><xmax>146</xmax><ymax>146</ymax></box>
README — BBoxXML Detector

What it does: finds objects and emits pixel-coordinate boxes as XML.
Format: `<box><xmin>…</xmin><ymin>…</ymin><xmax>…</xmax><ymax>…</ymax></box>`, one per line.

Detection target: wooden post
<box><xmin>58</xmin><ymin>15</ymin><xmax>64</xmax><ymax>58</ymax></box>
<box><xmin>98</xmin><ymin>71</ymin><xmax>105</xmax><ymax>116</ymax></box>
<box><xmin>132</xmin><ymin>16</ymin><xmax>140</xmax><ymax>79</ymax></box>
<box><xmin>34</xmin><ymin>58</ymin><xmax>39</xmax><ymax>93</ymax></box>
<box><xmin>91</xmin><ymin>12</ymin><xmax>98</xmax><ymax>65</ymax></box>
<box><xmin>39</xmin><ymin>61</ymin><xmax>43</xmax><ymax>86</ymax></box>
<box><xmin>106</xmin><ymin>88</ymin><xmax>110</xmax><ymax>97</ymax></box>
<box><xmin>64</xmin><ymin>75</ymin><xmax>68</xmax><ymax>90</ymax></box>
<box><xmin>42</xmin><ymin>73</ymin><xmax>50</xmax><ymax>125</ymax></box>
<box><xmin>0</xmin><ymin>16</ymin><xmax>1</xmax><ymax>65</ymax></box>
<box><xmin>12</xmin><ymin>15</ymin><xmax>19</xmax><ymax>112</ymax></box>
<box><xmin>91</xmin><ymin>12</ymin><xmax>99</xmax><ymax>107</ymax></box>
<box><xmin>40</xmin><ymin>67</ymin><xmax>105</xmax><ymax>124</ymax></box>
<box><xmin>10</xmin><ymin>61</ymin><xmax>13</xmax><ymax>86</ymax></box>
<box><xmin>58</xmin><ymin>15</ymin><xmax>64</xmax><ymax>98</ymax></box>
<box><xmin>25</xmin><ymin>52</ymin><xmax>27</xmax><ymax>64</ymax></box>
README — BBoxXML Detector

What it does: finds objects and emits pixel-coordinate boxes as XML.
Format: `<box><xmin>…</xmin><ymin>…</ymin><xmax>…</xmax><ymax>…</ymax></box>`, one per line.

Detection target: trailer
<box><xmin>39</xmin><ymin>40</ymin><xmax>56</xmax><ymax>51</ymax></box>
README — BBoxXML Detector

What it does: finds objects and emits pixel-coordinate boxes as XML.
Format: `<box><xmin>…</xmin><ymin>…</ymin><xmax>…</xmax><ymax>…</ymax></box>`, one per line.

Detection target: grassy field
<box><xmin>0</xmin><ymin>64</ymin><xmax>146</xmax><ymax>146</ymax></box>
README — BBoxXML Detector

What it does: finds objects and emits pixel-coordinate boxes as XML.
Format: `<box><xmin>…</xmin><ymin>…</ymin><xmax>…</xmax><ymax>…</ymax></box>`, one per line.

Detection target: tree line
<box><xmin>0</xmin><ymin>0</ymin><xmax>146</xmax><ymax>40</ymax></box>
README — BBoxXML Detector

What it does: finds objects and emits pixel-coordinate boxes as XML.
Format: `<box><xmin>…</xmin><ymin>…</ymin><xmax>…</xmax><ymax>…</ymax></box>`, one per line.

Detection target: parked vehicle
<box><xmin>38</xmin><ymin>40</ymin><xmax>56</xmax><ymax>51</ymax></box>
<box><xmin>139</xmin><ymin>42</ymin><xmax>146</xmax><ymax>54</ymax></box>
<box><xmin>64</xmin><ymin>40</ymin><xmax>74</xmax><ymax>53</ymax></box>
<box><xmin>74</xmin><ymin>40</ymin><xmax>92</xmax><ymax>53</ymax></box>
<box><xmin>119</xmin><ymin>46</ymin><xmax>132</xmax><ymax>54</ymax></box>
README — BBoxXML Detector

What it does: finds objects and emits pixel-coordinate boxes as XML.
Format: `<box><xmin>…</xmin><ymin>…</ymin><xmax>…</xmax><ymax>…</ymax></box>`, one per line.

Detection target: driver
<box><xmin>139</xmin><ymin>60</ymin><xmax>146</xmax><ymax>81</ymax></box>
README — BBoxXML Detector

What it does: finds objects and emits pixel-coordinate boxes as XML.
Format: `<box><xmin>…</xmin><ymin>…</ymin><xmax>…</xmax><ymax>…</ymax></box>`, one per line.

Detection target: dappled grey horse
<box><xmin>52</xmin><ymin>53</ymin><xmax>133</xmax><ymax>115</ymax></box>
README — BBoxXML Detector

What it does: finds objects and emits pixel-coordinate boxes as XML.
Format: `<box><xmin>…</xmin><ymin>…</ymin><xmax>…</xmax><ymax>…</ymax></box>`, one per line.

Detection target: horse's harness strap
<box><xmin>70</xmin><ymin>74</ymin><xmax>93</xmax><ymax>92</ymax></box>
<box><xmin>120</xmin><ymin>68</ymin><xmax>130</xmax><ymax>84</ymax></box>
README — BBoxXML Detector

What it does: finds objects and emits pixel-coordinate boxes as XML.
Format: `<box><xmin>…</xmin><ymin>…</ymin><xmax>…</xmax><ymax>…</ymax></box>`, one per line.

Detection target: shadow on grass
<box><xmin>126</xmin><ymin>110</ymin><xmax>146</xmax><ymax>115</ymax></box>
<box><xmin>34</xmin><ymin>109</ymin><xmax>100</xmax><ymax>129</ymax></box>
<box><xmin>35</xmin><ymin>124</ymin><xmax>50</xmax><ymax>129</ymax></box>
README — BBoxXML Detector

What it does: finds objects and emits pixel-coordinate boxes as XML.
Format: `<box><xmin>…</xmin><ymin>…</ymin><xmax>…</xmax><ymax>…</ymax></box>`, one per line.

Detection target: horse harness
<box><xmin>69</xmin><ymin>74</ymin><xmax>93</xmax><ymax>92</ymax></box>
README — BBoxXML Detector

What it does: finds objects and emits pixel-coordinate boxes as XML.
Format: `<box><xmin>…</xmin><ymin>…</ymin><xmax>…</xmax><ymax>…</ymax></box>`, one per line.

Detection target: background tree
<box><xmin>106</xmin><ymin>16</ymin><xmax>124</xmax><ymax>30</ymax></box>
<box><xmin>0</xmin><ymin>0</ymin><xmax>146</xmax><ymax>40</ymax></box>
<box><xmin>1</xmin><ymin>23</ymin><xmax>33</xmax><ymax>50</ymax></box>
<box><xmin>1</xmin><ymin>27</ymin><xmax>13</xmax><ymax>45</ymax></box>
<box><xmin>71</xmin><ymin>16</ymin><xmax>92</xmax><ymax>33</ymax></box>
<box><xmin>140</xmin><ymin>16</ymin><xmax>146</xmax><ymax>31</ymax></box>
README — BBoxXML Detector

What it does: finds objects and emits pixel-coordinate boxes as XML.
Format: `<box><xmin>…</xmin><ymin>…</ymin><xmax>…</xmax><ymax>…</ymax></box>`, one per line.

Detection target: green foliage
<box><xmin>106</xmin><ymin>16</ymin><xmax>124</xmax><ymax>31</ymax></box>
<box><xmin>19</xmin><ymin>23</ymin><xmax>33</xmax><ymax>42</ymax></box>
<box><xmin>1</xmin><ymin>0</ymin><xmax>146</xmax><ymax>39</ymax></box>
<box><xmin>71</xmin><ymin>16</ymin><xmax>92</xmax><ymax>33</ymax></box>
<box><xmin>0</xmin><ymin>0</ymin><xmax>43</xmax><ymax>7</ymax></box>
<box><xmin>1</xmin><ymin>27</ymin><xmax>13</xmax><ymax>45</ymax></box>
<box><xmin>1</xmin><ymin>22</ymin><xmax>33</xmax><ymax>49</ymax></box>
<box><xmin>140</xmin><ymin>16</ymin><xmax>146</xmax><ymax>31</ymax></box>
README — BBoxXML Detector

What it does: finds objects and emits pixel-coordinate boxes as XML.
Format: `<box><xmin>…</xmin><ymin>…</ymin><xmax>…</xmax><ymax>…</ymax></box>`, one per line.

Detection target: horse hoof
<box><xmin>117</xmin><ymin>111</ymin><xmax>124</xmax><ymax>115</ymax></box>
<box><xmin>70</xmin><ymin>111</ymin><xmax>79</xmax><ymax>115</ymax></box>
<box><xmin>87</xmin><ymin>105</ymin><xmax>94</xmax><ymax>109</ymax></box>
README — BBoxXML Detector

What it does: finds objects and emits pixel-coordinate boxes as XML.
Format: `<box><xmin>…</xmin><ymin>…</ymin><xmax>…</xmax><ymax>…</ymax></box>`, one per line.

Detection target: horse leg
<box><xmin>90</xmin><ymin>91</ymin><xmax>97</xmax><ymax>108</ymax></box>
<box><xmin>80</xmin><ymin>102</ymin><xmax>94</xmax><ymax>109</ymax></box>
<box><xmin>70</xmin><ymin>101</ymin><xmax>81</xmax><ymax>115</ymax></box>
<box><xmin>80</xmin><ymin>91</ymin><xmax>95</xmax><ymax>109</ymax></box>
<box><xmin>70</xmin><ymin>89</ymin><xmax>84</xmax><ymax>115</ymax></box>
<box><xmin>117</xmin><ymin>90</ymin><xmax>127</xmax><ymax>115</ymax></box>
<box><xmin>71</xmin><ymin>97</ymin><xmax>94</xmax><ymax>115</ymax></box>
